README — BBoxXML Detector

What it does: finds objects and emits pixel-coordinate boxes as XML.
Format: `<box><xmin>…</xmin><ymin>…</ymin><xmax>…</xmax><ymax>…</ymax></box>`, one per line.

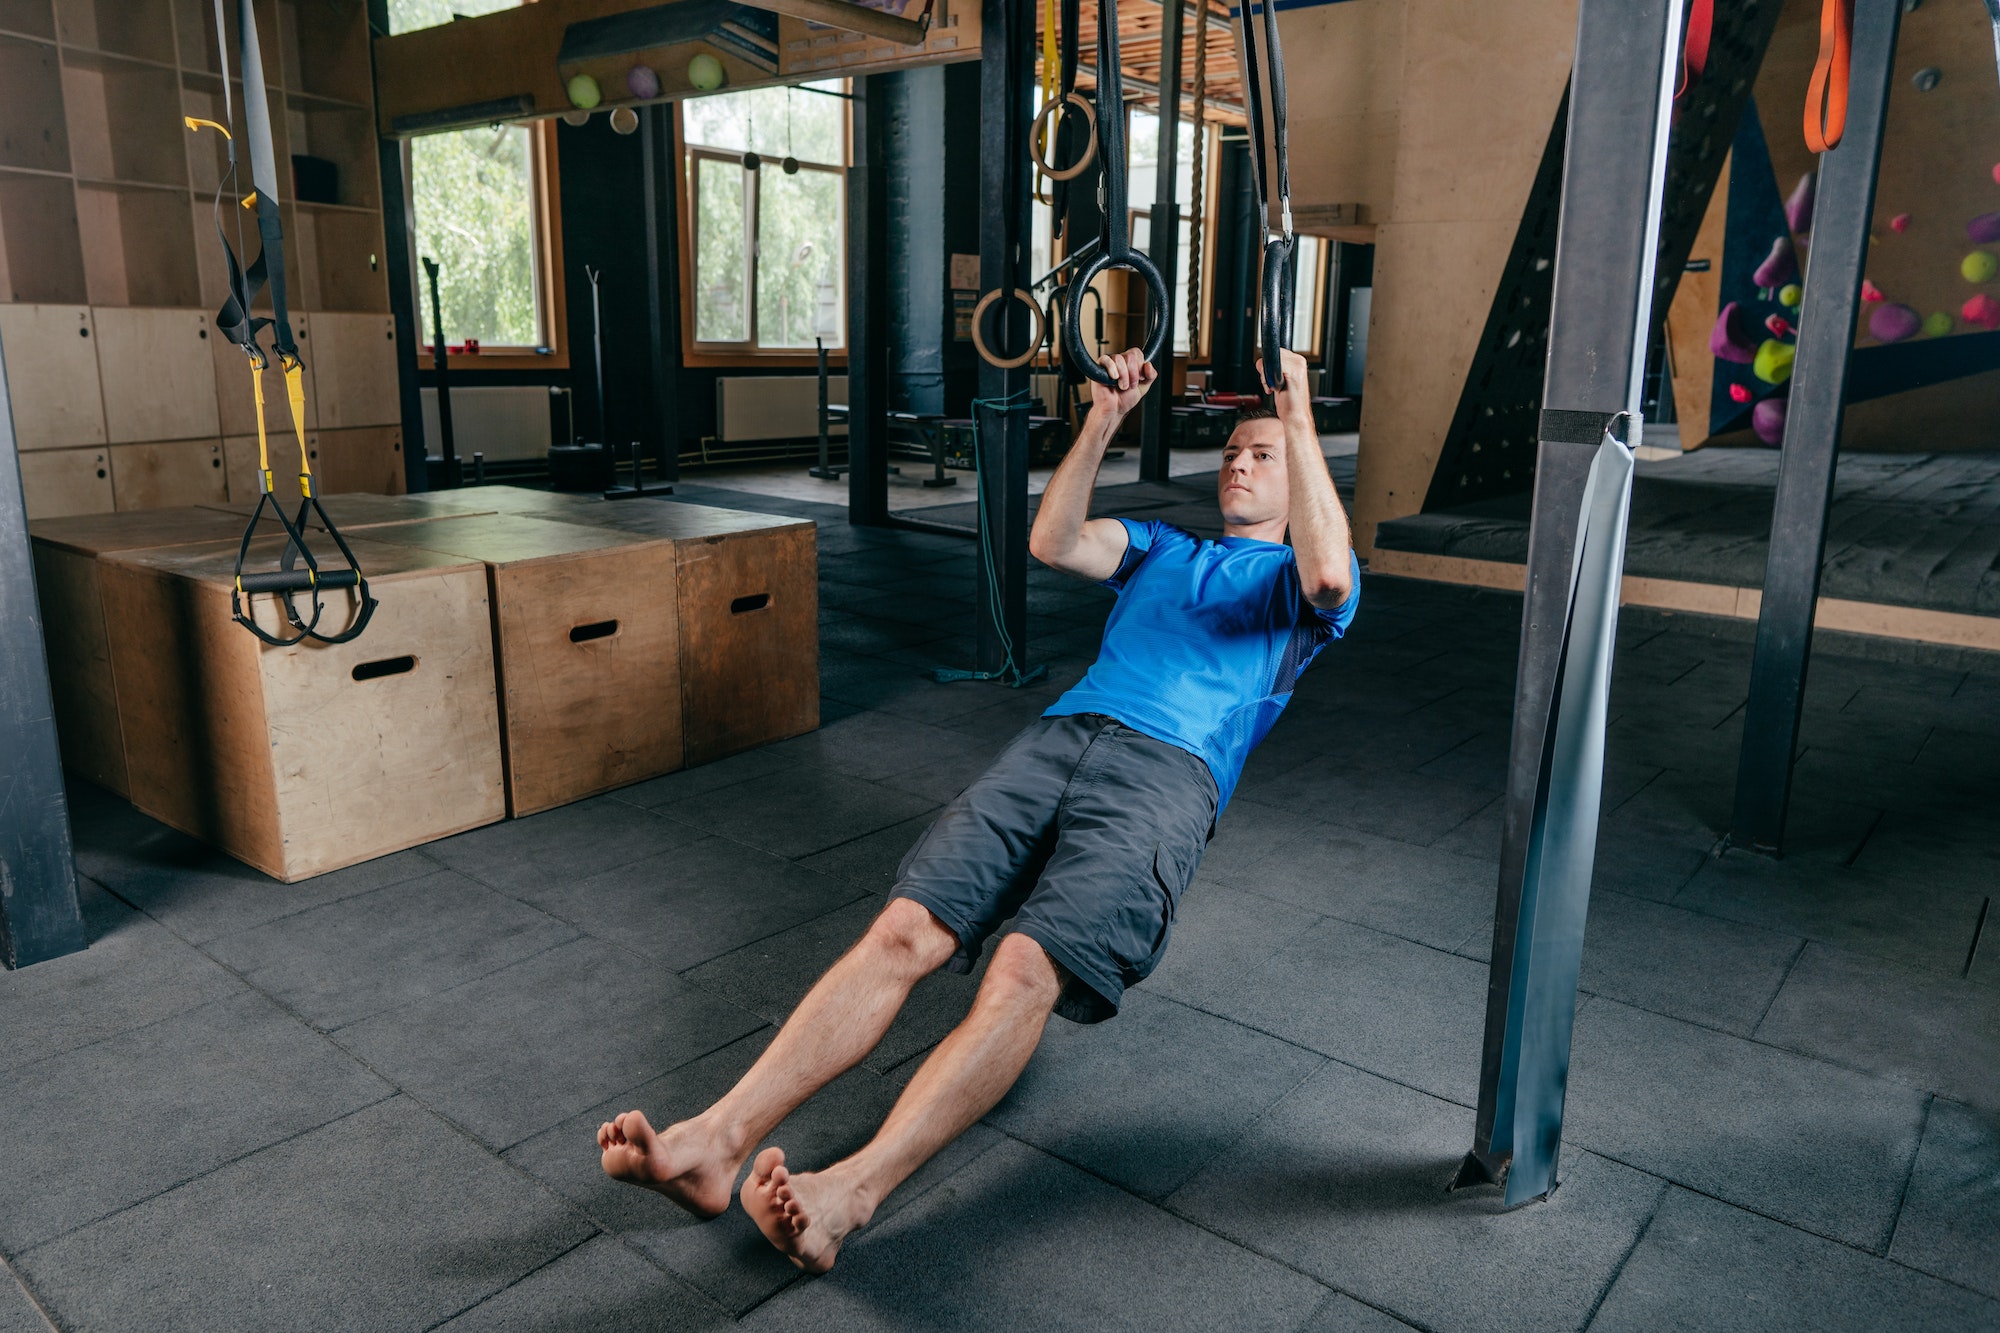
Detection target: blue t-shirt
<box><xmin>1046</xmin><ymin>519</ymin><xmax>1360</xmax><ymax>812</ymax></box>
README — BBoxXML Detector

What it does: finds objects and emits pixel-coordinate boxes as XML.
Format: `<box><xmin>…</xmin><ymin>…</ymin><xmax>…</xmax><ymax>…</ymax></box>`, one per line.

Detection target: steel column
<box><xmin>1462</xmin><ymin>0</ymin><xmax>1683</xmax><ymax>1201</ymax></box>
<box><xmin>641</xmin><ymin>104</ymin><xmax>682</xmax><ymax>486</ymax></box>
<box><xmin>973</xmin><ymin>0</ymin><xmax>1034</xmax><ymax>674</ymax></box>
<box><xmin>1139</xmin><ymin>0</ymin><xmax>1184</xmax><ymax>483</ymax></box>
<box><xmin>0</xmin><ymin>326</ymin><xmax>85</xmax><ymax>970</ymax></box>
<box><xmin>371</xmin><ymin>0</ymin><xmax>428</xmax><ymax>494</ymax></box>
<box><xmin>848</xmin><ymin>75</ymin><xmax>892</xmax><ymax>525</ymax></box>
<box><xmin>1731</xmin><ymin>0</ymin><xmax>1901</xmax><ymax>854</ymax></box>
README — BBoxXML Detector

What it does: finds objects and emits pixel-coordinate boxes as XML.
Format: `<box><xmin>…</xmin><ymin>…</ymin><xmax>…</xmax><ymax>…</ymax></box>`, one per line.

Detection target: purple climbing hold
<box><xmin>1786</xmin><ymin>173</ymin><xmax>1816</xmax><ymax>234</ymax></box>
<box><xmin>1710</xmin><ymin>302</ymin><xmax>1759</xmax><ymax>363</ymax></box>
<box><xmin>1968</xmin><ymin>212</ymin><xmax>2000</xmax><ymax>244</ymax></box>
<box><xmin>1752</xmin><ymin>392</ymin><xmax>1788</xmax><ymax>447</ymax></box>
<box><xmin>1868</xmin><ymin>302</ymin><xmax>1923</xmax><ymax>343</ymax></box>
<box><xmin>628</xmin><ymin>65</ymin><xmax>662</xmax><ymax>100</ymax></box>
<box><xmin>1754</xmin><ymin>235</ymin><xmax>1799</xmax><ymax>289</ymax></box>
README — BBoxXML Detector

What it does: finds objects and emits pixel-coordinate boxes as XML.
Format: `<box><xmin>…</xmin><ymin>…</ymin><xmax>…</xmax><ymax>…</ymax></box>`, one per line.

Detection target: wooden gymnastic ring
<box><xmin>1029</xmin><ymin>92</ymin><xmax>1097</xmax><ymax>182</ymax></box>
<box><xmin>971</xmin><ymin>287</ymin><xmax>1047</xmax><ymax>370</ymax></box>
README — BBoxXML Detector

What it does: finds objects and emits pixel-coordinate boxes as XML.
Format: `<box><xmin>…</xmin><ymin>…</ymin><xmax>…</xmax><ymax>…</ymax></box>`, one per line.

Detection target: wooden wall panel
<box><xmin>0</xmin><ymin>304</ymin><xmax>105</xmax><ymax>449</ymax></box>
<box><xmin>110</xmin><ymin>439</ymin><xmax>229</xmax><ymax>510</ymax></box>
<box><xmin>310</xmin><ymin>426</ymin><xmax>407</xmax><ymax>496</ymax></box>
<box><xmin>312</xmin><ymin>312</ymin><xmax>400</xmax><ymax>427</ymax></box>
<box><xmin>1665</xmin><ymin>152</ymin><xmax>1730</xmax><ymax>451</ymax></box>
<box><xmin>94</xmin><ymin>307</ymin><xmax>221</xmax><ymax>443</ymax></box>
<box><xmin>1271</xmin><ymin>0</ymin><xmax>1404</xmax><ymax>231</ymax></box>
<box><xmin>18</xmin><ymin>447</ymin><xmax>113</xmax><ymax>519</ymax></box>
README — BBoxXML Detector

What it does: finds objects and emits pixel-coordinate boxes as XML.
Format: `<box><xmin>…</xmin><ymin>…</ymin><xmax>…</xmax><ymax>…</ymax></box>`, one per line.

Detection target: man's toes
<box><xmin>616</xmin><ymin>1111</ymin><xmax>654</xmax><ymax>1148</ymax></box>
<box><xmin>751</xmin><ymin>1147</ymin><xmax>786</xmax><ymax>1185</ymax></box>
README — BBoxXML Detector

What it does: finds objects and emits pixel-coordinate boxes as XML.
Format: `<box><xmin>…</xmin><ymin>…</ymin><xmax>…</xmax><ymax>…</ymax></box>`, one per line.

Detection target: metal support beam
<box><xmin>1463</xmin><ymin>0</ymin><xmax>1682</xmax><ymax>1202</ymax></box>
<box><xmin>0</xmin><ymin>326</ymin><xmax>85</xmax><ymax>970</ymax></box>
<box><xmin>848</xmin><ymin>75</ymin><xmax>891</xmax><ymax>526</ymax></box>
<box><xmin>1731</xmin><ymin>0</ymin><xmax>1901</xmax><ymax>854</ymax></box>
<box><xmin>371</xmin><ymin>0</ymin><xmax>428</xmax><ymax>494</ymax></box>
<box><xmin>1139</xmin><ymin>0</ymin><xmax>1183</xmax><ymax>483</ymax></box>
<box><xmin>974</xmin><ymin>0</ymin><xmax>1035</xmax><ymax>676</ymax></box>
<box><xmin>641</xmin><ymin>103</ymin><xmax>682</xmax><ymax>487</ymax></box>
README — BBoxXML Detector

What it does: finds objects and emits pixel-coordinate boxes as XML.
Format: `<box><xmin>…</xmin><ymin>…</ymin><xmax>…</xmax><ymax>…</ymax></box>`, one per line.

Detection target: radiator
<box><xmin>715</xmin><ymin>375</ymin><xmax>849</xmax><ymax>443</ymax></box>
<box><xmin>420</xmin><ymin>386</ymin><xmax>556</xmax><ymax>462</ymax></box>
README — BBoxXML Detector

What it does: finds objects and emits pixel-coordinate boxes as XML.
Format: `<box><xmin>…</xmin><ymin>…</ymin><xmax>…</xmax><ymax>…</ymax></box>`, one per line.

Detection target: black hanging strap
<box><xmin>1238</xmin><ymin>0</ymin><xmax>1295</xmax><ymax>392</ymax></box>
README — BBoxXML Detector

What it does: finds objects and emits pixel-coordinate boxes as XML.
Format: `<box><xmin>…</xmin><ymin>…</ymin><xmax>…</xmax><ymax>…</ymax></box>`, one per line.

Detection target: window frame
<box><xmin>675</xmin><ymin>91</ymin><xmax>852</xmax><ymax>368</ymax></box>
<box><xmin>401</xmin><ymin>119</ymin><xmax>567</xmax><ymax>372</ymax></box>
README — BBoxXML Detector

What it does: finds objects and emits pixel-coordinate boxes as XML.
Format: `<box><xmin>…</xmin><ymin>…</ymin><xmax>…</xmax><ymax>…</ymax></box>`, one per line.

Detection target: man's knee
<box><xmin>977</xmin><ymin>933</ymin><xmax>1062</xmax><ymax>1010</ymax></box>
<box><xmin>862</xmin><ymin>898</ymin><xmax>959</xmax><ymax>977</ymax></box>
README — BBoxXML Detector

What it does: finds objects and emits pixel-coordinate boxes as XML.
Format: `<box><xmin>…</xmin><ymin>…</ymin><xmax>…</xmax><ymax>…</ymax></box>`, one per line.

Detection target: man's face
<box><xmin>1217</xmin><ymin>418</ymin><xmax>1289</xmax><ymax>528</ymax></box>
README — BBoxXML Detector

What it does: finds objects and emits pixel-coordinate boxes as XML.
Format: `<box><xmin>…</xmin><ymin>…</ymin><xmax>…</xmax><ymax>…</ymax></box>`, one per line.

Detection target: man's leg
<box><xmin>740</xmin><ymin>931</ymin><xmax>1062</xmax><ymax>1271</ymax></box>
<box><xmin>597</xmin><ymin>897</ymin><xmax>959</xmax><ymax>1217</ymax></box>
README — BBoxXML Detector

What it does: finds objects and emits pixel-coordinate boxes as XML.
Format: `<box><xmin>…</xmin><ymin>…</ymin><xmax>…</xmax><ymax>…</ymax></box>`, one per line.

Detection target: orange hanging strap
<box><xmin>1676</xmin><ymin>0</ymin><xmax>1714</xmax><ymax>99</ymax></box>
<box><xmin>1804</xmin><ymin>0</ymin><xmax>1852</xmax><ymax>153</ymax></box>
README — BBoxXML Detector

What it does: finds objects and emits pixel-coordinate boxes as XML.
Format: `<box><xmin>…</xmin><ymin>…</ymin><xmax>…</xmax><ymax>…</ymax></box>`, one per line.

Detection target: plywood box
<box><xmin>29</xmin><ymin>505</ymin><xmax>251</xmax><ymax>796</ymax></box>
<box><xmin>368</xmin><ymin>515</ymin><xmax>684</xmax><ymax>816</ymax></box>
<box><xmin>561</xmin><ymin>502</ymin><xmax>819</xmax><ymax>767</ymax></box>
<box><xmin>205</xmin><ymin>489</ymin><xmax>500</xmax><ymax>532</ymax></box>
<box><xmin>97</xmin><ymin>535</ymin><xmax>506</xmax><ymax>881</ymax></box>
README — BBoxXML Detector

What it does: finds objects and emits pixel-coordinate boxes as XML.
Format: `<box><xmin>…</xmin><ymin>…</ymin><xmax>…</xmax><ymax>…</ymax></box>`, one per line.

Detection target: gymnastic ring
<box><xmin>1258</xmin><ymin>234</ymin><xmax>1295</xmax><ymax>392</ymax></box>
<box><xmin>1063</xmin><ymin>248</ymin><xmax>1169</xmax><ymax>386</ymax></box>
<box><xmin>1029</xmin><ymin>92</ymin><xmax>1098</xmax><ymax>182</ymax></box>
<box><xmin>971</xmin><ymin>287</ymin><xmax>1047</xmax><ymax>370</ymax></box>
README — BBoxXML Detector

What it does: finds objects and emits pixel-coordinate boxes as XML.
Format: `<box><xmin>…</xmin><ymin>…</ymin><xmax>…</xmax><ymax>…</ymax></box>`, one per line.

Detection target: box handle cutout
<box><xmin>570</xmin><ymin>619</ymin><xmax>619</xmax><ymax>643</ymax></box>
<box><xmin>731</xmin><ymin>593</ymin><xmax>771</xmax><ymax>614</ymax></box>
<box><xmin>352</xmin><ymin>655</ymin><xmax>417</xmax><ymax>681</ymax></box>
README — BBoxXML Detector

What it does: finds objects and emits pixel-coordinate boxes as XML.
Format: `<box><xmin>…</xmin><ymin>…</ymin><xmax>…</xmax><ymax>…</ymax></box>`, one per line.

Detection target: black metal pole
<box><xmin>421</xmin><ymin>257</ymin><xmax>458</xmax><ymax>487</ymax></box>
<box><xmin>848</xmin><ymin>76</ymin><xmax>891</xmax><ymax>525</ymax></box>
<box><xmin>1731</xmin><ymin>0</ymin><xmax>1901</xmax><ymax>855</ymax></box>
<box><xmin>0</xmin><ymin>326</ymin><xmax>85</xmax><ymax>970</ymax></box>
<box><xmin>1139</xmin><ymin>0</ymin><xmax>1184</xmax><ymax>482</ymax></box>
<box><xmin>641</xmin><ymin>103</ymin><xmax>680</xmax><ymax>490</ymax></box>
<box><xmin>369</xmin><ymin>0</ymin><xmax>428</xmax><ymax>495</ymax></box>
<box><xmin>974</xmin><ymin>0</ymin><xmax>1034</xmax><ymax>676</ymax></box>
<box><xmin>1462</xmin><ymin>0</ymin><xmax>1683</xmax><ymax>1196</ymax></box>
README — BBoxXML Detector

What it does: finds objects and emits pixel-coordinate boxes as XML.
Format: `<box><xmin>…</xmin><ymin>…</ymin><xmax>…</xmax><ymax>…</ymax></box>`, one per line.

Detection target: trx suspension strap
<box><xmin>188</xmin><ymin>0</ymin><xmax>374</xmax><ymax>647</ymax></box>
<box><xmin>1237</xmin><ymin>0</ymin><xmax>1293</xmax><ymax>393</ymax></box>
<box><xmin>1803</xmin><ymin>0</ymin><xmax>1852</xmax><ymax>153</ymax></box>
<box><xmin>1064</xmin><ymin>0</ymin><xmax>1171</xmax><ymax>386</ymax></box>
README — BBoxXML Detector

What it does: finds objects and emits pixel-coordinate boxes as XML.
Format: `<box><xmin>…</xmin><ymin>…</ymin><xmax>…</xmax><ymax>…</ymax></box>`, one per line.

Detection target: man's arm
<box><xmin>1267</xmin><ymin>349</ymin><xmax>1355</xmax><ymax>609</ymax></box>
<box><xmin>1029</xmin><ymin>347</ymin><xmax>1157</xmax><ymax>582</ymax></box>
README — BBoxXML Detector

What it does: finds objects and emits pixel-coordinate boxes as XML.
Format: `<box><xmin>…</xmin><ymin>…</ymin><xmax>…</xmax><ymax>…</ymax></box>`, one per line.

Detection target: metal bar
<box><xmin>1731</xmin><ymin>0</ymin><xmax>1901</xmax><ymax>855</ymax></box>
<box><xmin>0</xmin><ymin>324</ymin><xmax>85</xmax><ymax>970</ymax></box>
<box><xmin>642</xmin><ymin>103</ymin><xmax>682</xmax><ymax>487</ymax></box>
<box><xmin>369</xmin><ymin>0</ymin><xmax>429</xmax><ymax>498</ymax></box>
<box><xmin>1074</xmin><ymin>62</ymin><xmax>1245</xmax><ymax>121</ymax></box>
<box><xmin>847</xmin><ymin>75</ymin><xmax>891</xmax><ymax>525</ymax></box>
<box><xmin>1139</xmin><ymin>0</ymin><xmax>1184</xmax><ymax>482</ymax></box>
<box><xmin>973</xmin><ymin>0</ymin><xmax>1034</xmax><ymax>676</ymax></box>
<box><xmin>1463</xmin><ymin>0</ymin><xmax>1683</xmax><ymax>1199</ymax></box>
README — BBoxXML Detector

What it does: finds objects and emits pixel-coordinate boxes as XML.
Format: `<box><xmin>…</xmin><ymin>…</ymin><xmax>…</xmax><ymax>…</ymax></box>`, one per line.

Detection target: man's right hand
<box><xmin>1090</xmin><ymin>347</ymin><xmax>1157</xmax><ymax>421</ymax></box>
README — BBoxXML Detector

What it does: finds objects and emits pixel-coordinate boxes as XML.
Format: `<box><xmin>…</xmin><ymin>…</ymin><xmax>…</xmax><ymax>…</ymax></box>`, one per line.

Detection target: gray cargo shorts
<box><xmin>889</xmin><ymin>712</ymin><xmax>1218</xmax><ymax>1024</ymax></box>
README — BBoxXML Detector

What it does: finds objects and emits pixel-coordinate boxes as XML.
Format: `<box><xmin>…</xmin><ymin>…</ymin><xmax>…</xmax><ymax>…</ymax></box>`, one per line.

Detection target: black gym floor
<box><xmin>2</xmin><ymin>469</ymin><xmax>1996</xmax><ymax>1332</ymax></box>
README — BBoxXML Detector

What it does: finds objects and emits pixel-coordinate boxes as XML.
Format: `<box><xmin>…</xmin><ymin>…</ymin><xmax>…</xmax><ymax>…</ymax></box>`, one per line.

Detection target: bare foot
<box><xmin>596</xmin><ymin>1110</ymin><xmax>738</xmax><ymax>1220</ymax></box>
<box><xmin>741</xmin><ymin>1147</ymin><xmax>874</xmax><ymax>1274</ymax></box>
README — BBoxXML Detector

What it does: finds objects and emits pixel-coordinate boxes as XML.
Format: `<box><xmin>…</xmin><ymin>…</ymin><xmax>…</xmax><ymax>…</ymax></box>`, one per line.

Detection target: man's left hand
<box><xmin>1254</xmin><ymin>348</ymin><xmax>1314</xmax><ymax>428</ymax></box>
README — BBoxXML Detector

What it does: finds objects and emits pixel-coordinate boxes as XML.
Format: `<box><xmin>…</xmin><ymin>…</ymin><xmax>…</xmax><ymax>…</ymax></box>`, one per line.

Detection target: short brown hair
<box><xmin>1233</xmin><ymin>402</ymin><xmax>1278</xmax><ymax>430</ymax></box>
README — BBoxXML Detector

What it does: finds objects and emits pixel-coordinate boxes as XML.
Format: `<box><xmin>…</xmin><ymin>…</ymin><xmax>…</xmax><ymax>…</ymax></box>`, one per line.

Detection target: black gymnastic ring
<box><xmin>1063</xmin><ymin>248</ymin><xmax>1169</xmax><ymax>387</ymax></box>
<box><xmin>1029</xmin><ymin>92</ymin><xmax>1098</xmax><ymax>182</ymax></box>
<box><xmin>971</xmin><ymin>287</ymin><xmax>1047</xmax><ymax>370</ymax></box>
<box><xmin>1258</xmin><ymin>234</ymin><xmax>1295</xmax><ymax>392</ymax></box>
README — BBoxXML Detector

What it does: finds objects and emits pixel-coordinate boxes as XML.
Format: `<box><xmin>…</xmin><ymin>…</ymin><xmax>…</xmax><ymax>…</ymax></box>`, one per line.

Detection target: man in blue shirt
<box><xmin>597</xmin><ymin>346</ymin><xmax>1358</xmax><ymax>1273</ymax></box>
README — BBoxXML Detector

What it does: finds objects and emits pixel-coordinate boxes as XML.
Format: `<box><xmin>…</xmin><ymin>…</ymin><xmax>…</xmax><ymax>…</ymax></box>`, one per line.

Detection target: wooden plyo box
<box><xmin>29</xmin><ymin>506</ymin><xmax>253</xmax><ymax>797</ymax></box>
<box><xmin>97</xmin><ymin>536</ymin><xmax>507</xmax><ymax>882</ymax></box>
<box><xmin>204</xmin><ymin>490</ymin><xmax>501</xmax><ymax>531</ymax></box>
<box><xmin>367</xmin><ymin>515</ymin><xmax>684</xmax><ymax>817</ymax></box>
<box><xmin>561</xmin><ymin>502</ymin><xmax>819</xmax><ymax>767</ymax></box>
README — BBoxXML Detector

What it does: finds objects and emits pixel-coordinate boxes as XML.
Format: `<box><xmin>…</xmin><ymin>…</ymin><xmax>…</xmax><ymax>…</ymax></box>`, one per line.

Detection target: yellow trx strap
<box><xmin>1042</xmin><ymin>0</ymin><xmax>1059</xmax><ymax>129</ymax></box>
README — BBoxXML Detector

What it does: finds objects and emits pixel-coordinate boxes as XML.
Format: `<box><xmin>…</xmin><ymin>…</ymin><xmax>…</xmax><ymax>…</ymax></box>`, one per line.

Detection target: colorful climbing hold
<box><xmin>1890</xmin><ymin>213</ymin><xmax>1912</xmax><ymax>233</ymax></box>
<box><xmin>1779</xmin><ymin>283</ymin><xmax>1803</xmax><ymax>308</ymax></box>
<box><xmin>1754</xmin><ymin>235</ymin><xmax>1799</xmax><ymax>289</ymax></box>
<box><xmin>1786</xmin><ymin>173</ymin><xmax>1817</xmax><ymax>234</ymax></box>
<box><xmin>628</xmin><ymin>65</ymin><xmax>661</xmax><ymax>100</ymax></box>
<box><xmin>1923</xmin><ymin>311</ymin><xmax>1954</xmax><ymax>337</ymax></box>
<box><xmin>1729</xmin><ymin>382</ymin><xmax>1754</xmax><ymax>404</ymax></box>
<box><xmin>1861</xmin><ymin>279</ymin><xmax>1886</xmax><ymax>303</ymax></box>
<box><xmin>1765</xmin><ymin>314</ymin><xmax>1794</xmax><ymax>337</ymax></box>
<box><xmin>1993</xmin><ymin>163</ymin><xmax>2000</xmax><ymax>186</ymax></box>
<box><xmin>1710</xmin><ymin>303</ymin><xmax>1759</xmax><ymax>363</ymax></box>
<box><xmin>1969</xmin><ymin>213</ymin><xmax>2000</xmax><ymax>244</ymax></box>
<box><xmin>1869</xmin><ymin>303</ymin><xmax>1923</xmax><ymax>343</ymax></box>
<box><xmin>1753</xmin><ymin>339</ymin><xmax>1796</xmax><ymax>385</ymax></box>
<box><xmin>1964</xmin><ymin>251</ymin><xmax>1998</xmax><ymax>283</ymax></box>
<box><xmin>1752</xmin><ymin>394</ymin><xmax>1788</xmax><ymax>446</ymax></box>
<box><xmin>1964</xmin><ymin>292</ymin><xmax>2000</xmax><ymax>329</ymax></box>
<box><xmin>566</xmin><ymin>73</ymin><xmax>602</xmax><ymax>109</ymax></box>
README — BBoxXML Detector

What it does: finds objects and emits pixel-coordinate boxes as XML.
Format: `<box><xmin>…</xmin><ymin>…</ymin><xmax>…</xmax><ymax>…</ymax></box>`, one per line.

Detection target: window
<box><xmin>1290</xmin><ymin>234</ymin><xmax>1327</xmax><ymax>358</ymax></box>
<box><xmin>1127</xmin><ymin>108</ymin><xmax>1200</xmax><ymax>355</ymax></box>
<box><xmin>387</xmin><ymin>0</ymin><xmax>518</xmax><ymax>36</ymax></box>
<box><xmin>683</xmin><ymin>81</ymin><xmax>848</xmax><ymax>352</ymax></box>
<box><xmin>408</xmin><ymin>122</ymin><xmax>550</xmax><ymax>351</ymax></box>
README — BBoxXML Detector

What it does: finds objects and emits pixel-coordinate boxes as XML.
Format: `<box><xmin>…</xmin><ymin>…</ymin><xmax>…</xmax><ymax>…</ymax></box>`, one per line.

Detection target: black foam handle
<box><xmin>1064</xmin><ymin>250</ymin><xmax>1171</xmax><ymax>387</ymax></box>
<box><xmin>239</xmin><ymin>568</ymin><xmax>360</xmax><ymax>594</ymax></box>
<box><xmin>1259</xmin><ymin>236</ymin><xmax>1295</xmax><ymax>392</ymax></box>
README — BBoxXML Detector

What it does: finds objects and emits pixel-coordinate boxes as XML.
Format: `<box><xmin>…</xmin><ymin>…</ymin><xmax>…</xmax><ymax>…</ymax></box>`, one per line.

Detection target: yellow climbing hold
<box><xmin>1963</xmin><ymin>250</ymin><xmax>1999</xmax><ymax>283</ymax></box>
<box><xmin>1753</xmin><ymin>339</ymin><xmax>1796</xmax><ymax>385</ymax></box>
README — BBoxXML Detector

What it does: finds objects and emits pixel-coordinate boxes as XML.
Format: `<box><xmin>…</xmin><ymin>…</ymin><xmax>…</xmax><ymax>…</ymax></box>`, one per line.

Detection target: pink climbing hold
<box><xmin>1868</xmin><ymin>303</ymin><xmax>1923</xmax><ymax>343</ymax></box>
<box><xmin>1970</xmin><ymin>213</ymin><xmax>2000</xmax><ymax>244</ymax></box>
<box><xmin>1710</xmin><ymin>302</ymin><xmax>1759</xmax><ymax>363</ymax></box>
<box><xmin>1861</xmin><ymin>279</ymin><xmax>1886</xmax><ymax>303</ymax></box>
<box><xmin>1765</xmin><ymin>313</ymin><xmax>1793</xmax><ymax>337</ymax></box>
<box><xmin>1964</xmin><ymin>292</ymin><xmax>2000</xmax><ymax>330</ymax></box>
<box><xmin>1890</xmin><ymin>213</ymin><xmax>1911</xmax><ymax>233</ymax></box>
<box><xmin>1729</xmin><ymin>383</ymin><xmax>1754</xmax><ymax>404</ymax></box>
<box><xmin>1993</xmin><ymin>163</ymin><xmax>2000</xmax><ymax>185</ymax></box>
<box><xmin>1752</xmin><ymin>394</ymin><xmax>1788</xmax><ymax>447</ymax></box>
<box><xmin>1786</xmin><ymin>173</ymin><xmax>1817</xmax><ymax>234</ymax></box>
<box><xmin>1753</xmin><ymin>235</ymin><xmax>1799</xmax><ymax>289</ymax></box>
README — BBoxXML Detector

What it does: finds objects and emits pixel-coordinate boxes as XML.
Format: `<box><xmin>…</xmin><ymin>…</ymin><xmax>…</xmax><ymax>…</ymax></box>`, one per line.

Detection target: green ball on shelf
<box><xmin>689</xmin><ymin>53</ymin><xmax>726</xmax><ymax>91</ymax></box>
<box><xmin>566</xmin><ymin>73</ymin><xmax>603</xmax><ymax>109</ymax></box>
